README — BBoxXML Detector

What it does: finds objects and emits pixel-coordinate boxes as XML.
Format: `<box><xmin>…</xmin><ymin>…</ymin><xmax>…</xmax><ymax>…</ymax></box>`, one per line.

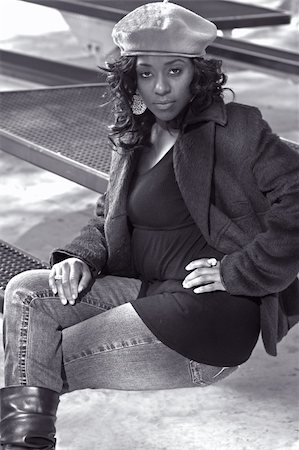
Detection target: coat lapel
<box><xmin>174</xmin><ymin>121</ymin><xmax>216</xmax><ymax>242</ymax></box>
<box><xmin>107</xmin><ymin>149</ymin><xmax>137</xmax><ymax>218</ymax></box>
<box><xmin>104</xmin><ymin>149</ymin><xmax>138</xmax><ymax>276</ymax></box>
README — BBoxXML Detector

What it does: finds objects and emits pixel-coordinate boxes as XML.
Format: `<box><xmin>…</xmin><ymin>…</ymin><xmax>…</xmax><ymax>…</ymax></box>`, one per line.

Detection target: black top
<box><xmin>128</xmin><ymin>148</ymin><xmax>260</xmax><ymax>366</ymax></box>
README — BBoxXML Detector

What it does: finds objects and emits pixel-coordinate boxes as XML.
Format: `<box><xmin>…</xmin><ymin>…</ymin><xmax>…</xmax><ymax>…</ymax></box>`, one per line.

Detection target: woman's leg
<box><xmin>3</xmin><ymin>269</ymin><xmax>141</xmax><ymax>392</ymax></box>
<box><xmin>3</xmin><ymin>269</ymin><xmax>237</xmax><ymax>392</ymax></box>
<box><xmin>62</xmin><ymin>301</ymin><xmax>238</xmax><ymax>392</ymax></box>
<box><xmin>1</xmin><ymin>269</ymin><xmax>141</xmax><ymax>449</ymax></box>
<box><xmin>1</xmin><ymin>269</ymin><xmax>238</xmax><ymax>448</ymax></box>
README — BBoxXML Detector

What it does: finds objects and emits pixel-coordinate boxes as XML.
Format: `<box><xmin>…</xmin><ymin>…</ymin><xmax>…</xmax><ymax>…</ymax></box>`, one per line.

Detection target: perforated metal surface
<box><xmin>0</xmin><ymin>85</ymin><xmax>113</xmax><ymax>176</ymax></box>
<box><xmin>0</xmin><ymin>240</ymin><xmax>49</xmax><ymax>298</ymax></box>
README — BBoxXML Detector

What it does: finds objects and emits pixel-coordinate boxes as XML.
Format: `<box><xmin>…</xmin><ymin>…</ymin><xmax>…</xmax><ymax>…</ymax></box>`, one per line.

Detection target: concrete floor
<box><xmin>0</xmin><ymin>1</ymin><xmax>298</xmax><ymax>449</ymax></box>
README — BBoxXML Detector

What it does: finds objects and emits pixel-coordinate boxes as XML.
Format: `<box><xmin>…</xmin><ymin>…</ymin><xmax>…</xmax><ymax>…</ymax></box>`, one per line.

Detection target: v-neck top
<box><xmin>127</xmin><ymin>148</ymin><xmax>260</xmax><ymax>367</ymax></box>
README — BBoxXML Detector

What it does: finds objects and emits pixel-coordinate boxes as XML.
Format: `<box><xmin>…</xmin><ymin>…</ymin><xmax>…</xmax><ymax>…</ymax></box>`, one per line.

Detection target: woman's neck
<box><xmin>150</xmin><ymin>122</ymin><xmax>179</xmax><ymax>155</ymax></box>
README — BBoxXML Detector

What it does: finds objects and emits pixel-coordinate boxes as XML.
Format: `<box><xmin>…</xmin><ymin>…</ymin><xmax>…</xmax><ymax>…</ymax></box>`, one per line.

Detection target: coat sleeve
<box><xmin>220</xmin><ymin>109</ymin><xmax>299</xmax><ymax>297</ymax></box>
<box><xmin>50</xmin><ymin>192</ymin><xmax>108</xmax><ymax>278</ymax></box>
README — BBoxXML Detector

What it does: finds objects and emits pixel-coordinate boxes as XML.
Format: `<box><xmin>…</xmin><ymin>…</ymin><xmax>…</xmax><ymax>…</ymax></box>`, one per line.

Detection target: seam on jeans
<box><xmin>17</xmin><ymin>289</ymin><xmax>56</xmax><ymax>385</ymax></box>
<box><xmin>64</xmin><ymin>336</ymin><xmax>162</xmax><ymax>365</ymax></box>
<box><xmin>81</xmin><ymin>295</ymin><xmax>115</xmax><ymax>311</ymax></box>
<box><xmin>189</xmin><ymin>360</ymin><xmax>206</xmax><ymax>386</ymax></box>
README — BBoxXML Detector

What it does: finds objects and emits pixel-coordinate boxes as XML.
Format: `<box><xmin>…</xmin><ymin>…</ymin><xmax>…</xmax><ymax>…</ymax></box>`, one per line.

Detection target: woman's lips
<box><xmin>154</xmin><ymin>101</ymin><xmax>175</xmax><ymax>110</ymax></box>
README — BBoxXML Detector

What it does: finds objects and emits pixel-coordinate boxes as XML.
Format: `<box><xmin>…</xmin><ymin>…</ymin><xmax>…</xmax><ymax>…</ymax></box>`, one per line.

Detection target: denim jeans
<box><xmin>3</xmin><ymin>270</ymin><xmax>238</xmax><ymax>394</ymax></box>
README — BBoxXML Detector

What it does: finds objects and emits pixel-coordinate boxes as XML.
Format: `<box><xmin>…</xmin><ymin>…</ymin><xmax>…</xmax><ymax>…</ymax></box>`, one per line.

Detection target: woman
<box><xmin>1</xmin><ymin>1</ymin><xmax>299</xmax><ymax>448</ymax></box>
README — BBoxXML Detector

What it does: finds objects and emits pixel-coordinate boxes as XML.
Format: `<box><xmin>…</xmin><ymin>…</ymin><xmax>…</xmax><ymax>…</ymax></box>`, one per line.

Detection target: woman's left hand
<box><xmin>182</xmin><ymin>258</ymin><xmax>226</xmax><ymax>293</ymax></box>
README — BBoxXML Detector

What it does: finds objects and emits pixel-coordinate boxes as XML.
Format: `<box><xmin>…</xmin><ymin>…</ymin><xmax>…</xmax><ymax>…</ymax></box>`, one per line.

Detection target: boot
<box><xmin>0</xmin><ymin>386</ymin><xmax>59</xmax><ymax>449</ymax></box>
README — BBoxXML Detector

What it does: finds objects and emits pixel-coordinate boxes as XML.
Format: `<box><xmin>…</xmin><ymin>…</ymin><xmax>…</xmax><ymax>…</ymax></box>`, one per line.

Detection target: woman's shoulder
<box><xmin>189</xmin><ymin>99</ymin><xmax>264</xmax><ymax>129</ymax></box>
<box><xmin>224</xmin><ymin>101</ymin><xmax>263</xmax><ymax>122</ymax></box>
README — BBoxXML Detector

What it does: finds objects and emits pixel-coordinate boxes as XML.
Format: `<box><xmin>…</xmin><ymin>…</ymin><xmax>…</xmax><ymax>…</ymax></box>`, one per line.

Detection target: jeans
<box><xmin>3</xmin><ymin>270</ymin><xmax>238</xmax><ymax>394</ymax></box>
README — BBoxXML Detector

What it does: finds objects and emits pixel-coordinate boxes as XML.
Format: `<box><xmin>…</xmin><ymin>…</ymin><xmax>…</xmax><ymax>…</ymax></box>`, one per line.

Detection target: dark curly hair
<box><xmin>103</xmin><ymin>55</ymin><xmax>229</xmax><ymax>152</ymax></box>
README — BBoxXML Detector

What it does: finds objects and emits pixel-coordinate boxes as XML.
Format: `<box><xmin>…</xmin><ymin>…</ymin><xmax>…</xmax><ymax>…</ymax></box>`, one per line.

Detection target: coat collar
<box><xmin>182</xmin><ymin>98</ymin><xmax>227</xmax><ymax>130</ymax></box>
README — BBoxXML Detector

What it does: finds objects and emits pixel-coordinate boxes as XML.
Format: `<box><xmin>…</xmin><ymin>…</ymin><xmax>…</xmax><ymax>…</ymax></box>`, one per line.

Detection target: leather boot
<box><xmin>0</xmin><ymin>386</ymin><xmax>59</xmax><ymax>449</ymax></box>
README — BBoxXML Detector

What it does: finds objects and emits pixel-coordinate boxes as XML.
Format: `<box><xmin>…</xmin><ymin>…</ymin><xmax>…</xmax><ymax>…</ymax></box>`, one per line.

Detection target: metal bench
<box><xmin>0</xmin><ymin>50</ymin><xmax>105</xmax><ymax>86</ymax></box>
<box><xmin>0</xmin><ymin>240</ymin><xmax>49</xmax><ymax>311</ymax></box>
<box><xmin>20</xmin><ymin>0</ymin><xmax>291</xmax><ymax>29</ymax></box>
<box><xmin>0</xmin><ymin>84</ymin><xmax>112</xmax><ymax>193</ymax></box>
<box><xmin>208</xmin><ymin>37</ymin><xmax>299</xmax><ymax>77</ymax></box>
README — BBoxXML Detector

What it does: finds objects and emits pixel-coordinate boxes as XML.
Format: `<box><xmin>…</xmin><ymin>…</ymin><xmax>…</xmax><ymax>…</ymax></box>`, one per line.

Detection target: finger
<box><xmin>60</xmin><ymin>264</ymin><xmax>74</xmax><ymax>304</ymax></box>
<box><xmin>193</xmin><ymin>282</ymin><xmax>225</xmax><ymax>294</ymax></box>
<box><xmin>183</xmin><ymin>267</ymin><xmax>219</xmax><ymax>285</ymax></box>
<box><xmin>56</xmin><ymin>278</ymin><xmax>67</xmax><ymax>305</ymax></box>
<box><xmin>48</xmin><ymin>267</ymin><xmax>58</xmax><ymax>294</ymax></box>
<box><xmin>55</xmin><ymin>265</ymin><xmax>70</xmax><ymax>305</ymax></box>
<box><xmin>78</xmin><ymin>266</ymin><xmax>92</xmax><ymax>294</ymax></box>
<box><xmin>69</xmin><ymin>261</ymin><xmax>82</xmax><ymax>303</ymax></box>
<box><xmin>185</xmin><ymin>258</ymin><xmax>218</xmax><ymax>271</ymax></box>
<box><xmin>183</xmin><ymin>273</ymin><xmax>219</xmax><ymax>289</ymax></box>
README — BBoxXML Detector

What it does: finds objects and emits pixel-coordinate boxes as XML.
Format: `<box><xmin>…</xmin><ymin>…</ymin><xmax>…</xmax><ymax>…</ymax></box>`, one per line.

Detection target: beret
<box><xmin>112</xmin><ymin>0</ymin><xmax>217</xmax><ymax>58</ymax></box>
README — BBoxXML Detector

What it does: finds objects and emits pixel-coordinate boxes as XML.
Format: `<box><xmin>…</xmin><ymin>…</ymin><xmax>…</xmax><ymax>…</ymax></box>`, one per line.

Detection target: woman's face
<box><xmin>136</xmin><ymin>55</ymin><xmax>194</xmax><ymax>122</ymax></box>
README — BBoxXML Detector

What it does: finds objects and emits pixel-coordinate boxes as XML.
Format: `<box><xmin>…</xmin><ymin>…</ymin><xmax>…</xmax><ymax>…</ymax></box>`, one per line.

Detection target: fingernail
<box><xmin>185</xmin><ymin>265</ymin><xmax>191</xmax><ymax>270</ymax></box>
<box><xmin>208</xmin><ymin>258</ymin><xmax>217</xmax><ymax>267</ymax></box>
<box><xmin>72</xmin><ymin>294</ymin><xmax>77</xmax><ymax>300</ymax></box>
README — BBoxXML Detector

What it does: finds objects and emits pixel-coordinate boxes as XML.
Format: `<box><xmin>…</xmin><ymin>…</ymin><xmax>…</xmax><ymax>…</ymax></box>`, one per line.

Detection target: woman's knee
<box><xmin>4</xmin><ymin>269</ymin><xmax>51</xmax><ymax>311</ymax></box>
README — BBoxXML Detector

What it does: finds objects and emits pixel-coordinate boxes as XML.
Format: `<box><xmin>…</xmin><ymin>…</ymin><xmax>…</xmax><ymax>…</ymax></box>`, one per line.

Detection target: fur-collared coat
<box><xmin>52</xmin><ymin>100</ymin><xmax>299</xmax><ymax>357</ymax></box>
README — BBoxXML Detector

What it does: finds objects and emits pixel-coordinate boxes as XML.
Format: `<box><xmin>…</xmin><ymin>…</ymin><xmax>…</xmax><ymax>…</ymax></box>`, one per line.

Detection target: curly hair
<box><xmin>104</xmin><ymin>56</ymin><xmax>229</xmax><ymax>152</ymax></box>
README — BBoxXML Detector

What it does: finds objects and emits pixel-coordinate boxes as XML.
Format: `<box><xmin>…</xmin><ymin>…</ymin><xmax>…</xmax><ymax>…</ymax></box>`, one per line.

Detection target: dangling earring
<box><xmin>131</xmin><ymin>93</ymin><xmax>147</xmax><ymax>115</ymax></box>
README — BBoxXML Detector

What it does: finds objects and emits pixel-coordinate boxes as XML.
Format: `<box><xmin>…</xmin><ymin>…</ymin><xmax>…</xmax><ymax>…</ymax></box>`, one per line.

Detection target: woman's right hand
<box><xmin>49</xmin><ymin>258</ymin><xmax>92</xmax><ymax>305</ymax></box>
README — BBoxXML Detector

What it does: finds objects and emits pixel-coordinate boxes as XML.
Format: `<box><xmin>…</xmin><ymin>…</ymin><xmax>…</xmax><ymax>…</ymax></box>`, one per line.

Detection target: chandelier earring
<box><xmin>131</xmin><ymin>93</ymin><xmax>147</xmax><ymax>115</ymax></box>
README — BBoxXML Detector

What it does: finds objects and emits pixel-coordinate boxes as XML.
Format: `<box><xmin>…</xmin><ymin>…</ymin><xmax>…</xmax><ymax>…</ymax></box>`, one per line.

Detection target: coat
<box><xmin>51</xmin><ymin>99</ymin><xmax>299</xmax><ymax>357</ymax></box>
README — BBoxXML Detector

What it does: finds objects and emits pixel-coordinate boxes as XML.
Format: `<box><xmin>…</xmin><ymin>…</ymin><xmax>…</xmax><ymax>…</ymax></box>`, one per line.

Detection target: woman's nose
<box><xmin>154</xmin><ymin>75</ymin><xmax>170</xmax><ymax>95</ymax></box>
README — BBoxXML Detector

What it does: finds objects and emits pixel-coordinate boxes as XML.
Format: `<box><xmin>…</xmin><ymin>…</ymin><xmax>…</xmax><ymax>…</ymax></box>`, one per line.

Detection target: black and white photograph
<box><xmin>0</xmin><ymin>0</ymin><xmax>298</xmax><ymax>449</ymax></box>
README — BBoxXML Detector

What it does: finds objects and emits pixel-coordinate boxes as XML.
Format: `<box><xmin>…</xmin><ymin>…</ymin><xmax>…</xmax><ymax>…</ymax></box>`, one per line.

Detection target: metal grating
<box><xmin>0</xmin><ymin>85</ymin><xmax>113</xmax><ymax>175</ymax></box>
<box><xmin>0</xmin><ymin>240</ymin><xmax>49</xmax><ymax>301</ymax></box>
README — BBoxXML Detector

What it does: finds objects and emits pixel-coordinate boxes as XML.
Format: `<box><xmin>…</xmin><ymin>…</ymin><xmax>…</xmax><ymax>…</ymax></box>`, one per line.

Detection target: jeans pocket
<box><xmin>189</xmin><ymin>360</ymin><xmax>239</xmax><ymax>386</ymax></box>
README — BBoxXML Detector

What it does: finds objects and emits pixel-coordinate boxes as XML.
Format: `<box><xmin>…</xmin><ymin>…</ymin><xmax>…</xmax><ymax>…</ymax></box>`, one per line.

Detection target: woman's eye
<box><xmin>139</xmin><ymin>71</ymin><xmax>152</xmax><ymax>79</ymax></box>
<box><xmin>169</xmin><ymin>68</ymin><xmax>182</xmax><ymax>75</ymax></box>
